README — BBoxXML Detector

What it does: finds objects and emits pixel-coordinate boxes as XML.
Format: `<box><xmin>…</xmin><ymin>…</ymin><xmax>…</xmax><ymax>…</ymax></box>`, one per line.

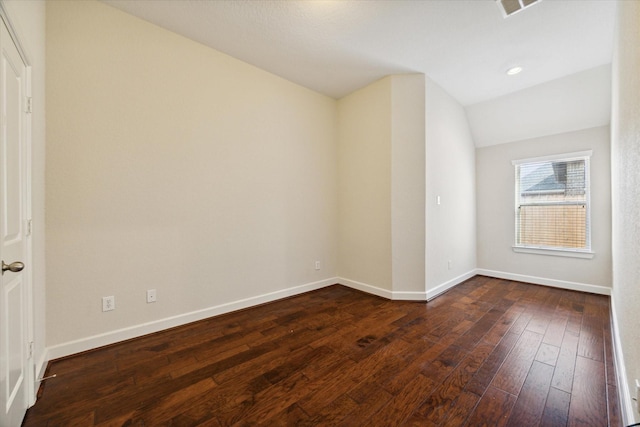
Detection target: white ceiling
<box><xmin>102</xmin><ymin>0</ymin><xmax>616</xmax><ymax>106</ymax></box>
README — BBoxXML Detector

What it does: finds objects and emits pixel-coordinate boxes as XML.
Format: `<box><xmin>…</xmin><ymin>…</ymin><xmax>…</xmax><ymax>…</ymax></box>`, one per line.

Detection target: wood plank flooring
<box><xmin>23</xmin><ymin>276</ymin><xmax>622</xmax><ymax>426</ymax></box>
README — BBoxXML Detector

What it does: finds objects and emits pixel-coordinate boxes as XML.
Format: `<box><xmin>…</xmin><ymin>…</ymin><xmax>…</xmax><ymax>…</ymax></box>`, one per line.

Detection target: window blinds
<box><xmin>514</xmin><ymin>153</ymin><xmax>591</xmax><ymax>251</ymax></box>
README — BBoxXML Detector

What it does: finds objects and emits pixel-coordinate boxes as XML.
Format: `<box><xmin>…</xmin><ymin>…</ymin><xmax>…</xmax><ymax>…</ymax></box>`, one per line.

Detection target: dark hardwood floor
<box><xmin>23</xmin><ymin>276</ymin><xmax>622</xmax><ymax>426</ymax></box>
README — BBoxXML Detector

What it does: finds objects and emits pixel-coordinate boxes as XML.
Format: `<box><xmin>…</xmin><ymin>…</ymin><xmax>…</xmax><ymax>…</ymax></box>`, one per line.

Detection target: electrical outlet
<box><xmin>315</xmin><ymin>261</ymin><xmax>321</xmax><ymax>270</ymax></box>
<box><xmin>447</xmin><ymin>260</ymin><xmax>452</xmax><ymax>270</ymax></box>
<box><xmin>102</xmin><ymin>296</ymin><xmax>115</xmax><ymax>312</ymax></box>
<box><xmin>147</xmin><ymin>289</ymin><xmax>157</xmax><ymax>303</ymax></box>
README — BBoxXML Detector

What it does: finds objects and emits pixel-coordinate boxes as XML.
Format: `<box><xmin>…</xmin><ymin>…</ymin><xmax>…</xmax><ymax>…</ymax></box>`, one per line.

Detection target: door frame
<box><xmin>0</xmin><ymin>0</ymin><xmax>35</xmax><ymax>406</ymax></box>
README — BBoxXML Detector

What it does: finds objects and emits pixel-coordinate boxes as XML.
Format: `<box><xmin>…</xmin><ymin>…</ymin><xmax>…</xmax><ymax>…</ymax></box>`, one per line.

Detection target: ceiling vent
<box><xmin>497</xmin><ymin>0</ymin><xmax>541</xmax><ymax>18</ymax></box>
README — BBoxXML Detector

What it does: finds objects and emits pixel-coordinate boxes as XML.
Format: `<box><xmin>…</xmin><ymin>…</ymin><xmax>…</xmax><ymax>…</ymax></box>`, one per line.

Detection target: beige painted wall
<box><xmin>337</xmin><ymin>74</ymin><xmax>427</xmax><ymax>296</ymax></box>
<box><xmin>46</xmin><ymin>1</ymin><xmax>338</xmax><ymax>346</ymax></box>
<box><xmin>2</xmin><ymin>0</ymin><xmax>47</xmax><ymax>382</ymax></box>
<box><xmin>611</xmin><ymin>0</ymin><xmax>640</xmax><ymax>423</ymax></box>
<box><xmin>337</xmin><ymin>77</ymin><xmax>393</xmax><ymax>291</ymax></box>
<box><xmin>391</xmin><ymin>75</ymin><xmax>426</xmax><ymax>294</ymax></box>
<box><xmin>425</xmin><ymin>78</ymin><xmax>477</xmax><ymax>294</ymax></box>
<box><xmin>477</xmin><ymin>126</ymin><xmax>612</xmax><ymax>288</ymax></box>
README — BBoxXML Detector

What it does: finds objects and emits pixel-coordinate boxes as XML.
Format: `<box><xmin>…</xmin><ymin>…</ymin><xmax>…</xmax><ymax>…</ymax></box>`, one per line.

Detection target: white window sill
<box><xmin>512</xmin><ymin>246</ymin><xmax>595</xmax><ymax>259</ymax></box>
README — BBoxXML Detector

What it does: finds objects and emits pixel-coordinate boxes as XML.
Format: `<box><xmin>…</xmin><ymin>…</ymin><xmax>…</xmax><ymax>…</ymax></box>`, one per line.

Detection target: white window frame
<box><xmin>512</xmin><ymin>151</ymin><xmax>594</xmax><ymax>259</ymax></box>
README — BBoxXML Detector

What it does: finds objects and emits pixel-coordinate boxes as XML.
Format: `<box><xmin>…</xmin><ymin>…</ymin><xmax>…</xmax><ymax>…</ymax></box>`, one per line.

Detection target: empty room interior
<box><xmin>2</xmin><ymin>0</ymin><xmax>640</xmax><ymax>425</ymax></box>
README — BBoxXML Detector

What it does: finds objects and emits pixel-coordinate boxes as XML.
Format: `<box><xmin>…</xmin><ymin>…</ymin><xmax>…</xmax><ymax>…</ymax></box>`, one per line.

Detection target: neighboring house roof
<box><xmin>521</xmin><ymin>164</ymin><xmax>564</xmax><ymax>194</ymax></box>
<box><xmin>525</xmin><ymin>172</ymin><xmax>565</xmax><ymax>193</ymax></box>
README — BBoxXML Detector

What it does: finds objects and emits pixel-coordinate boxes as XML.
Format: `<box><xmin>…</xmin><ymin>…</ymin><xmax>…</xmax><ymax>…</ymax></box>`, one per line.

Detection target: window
<box><xmin>512</xmin><ymin>151</ymin><xmax>593</xmax><ymax>258</ymax></box>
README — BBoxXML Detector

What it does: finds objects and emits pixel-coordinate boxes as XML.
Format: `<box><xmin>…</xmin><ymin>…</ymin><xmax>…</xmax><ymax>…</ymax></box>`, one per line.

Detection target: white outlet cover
<box><xmin>102</xmin><ymin>296</ymin><xmax>115</xmax><ymax>312</ymax></box>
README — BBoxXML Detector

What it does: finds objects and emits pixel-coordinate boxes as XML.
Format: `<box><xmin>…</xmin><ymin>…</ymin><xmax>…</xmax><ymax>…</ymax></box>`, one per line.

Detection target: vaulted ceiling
<box><xmin>102</xmin><ymin>0</ymin><xmax>616</xmax><ymax>145</ymax></box>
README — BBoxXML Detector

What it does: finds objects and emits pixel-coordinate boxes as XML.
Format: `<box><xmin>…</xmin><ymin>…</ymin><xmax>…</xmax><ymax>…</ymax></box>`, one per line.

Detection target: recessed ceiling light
<box><xmin>506</xmin><ymin>66</ymin><xmax>523</xmax><ymax>76</ymax></box>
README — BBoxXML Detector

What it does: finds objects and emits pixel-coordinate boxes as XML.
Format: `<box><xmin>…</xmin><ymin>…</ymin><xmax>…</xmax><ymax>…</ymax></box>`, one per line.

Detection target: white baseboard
<box><xmin>610</xmin><ymin>297</ymin><xmax>637</xmax><ymax>425</ymax></box>
<box><xmin>46</xmin><ymin>277</ymin><xmax>338</xmax><ymax>361</ymax></box>
<box><xmin>392</xmin><ymin>290</ymin><xmax>427</xmax><ymax>300</ymax></box>
<box><xmin>338</xmin><ymin>277</ymin><xmax>426</xmax><ymax>301</ymax></box>
<box><xmin>475</xmin><ymin>269</ymin><xmax>611</xmax><ymax>296</ymax></box>
<box><xmin>426</xmin><ymin>270</ymin><xmax>477</xmax><ymax>301</ymax></box>
<box><xmin>338</xmin><ymin>277</ymin><xmax>393</xmax><ymax>299</ymax></box>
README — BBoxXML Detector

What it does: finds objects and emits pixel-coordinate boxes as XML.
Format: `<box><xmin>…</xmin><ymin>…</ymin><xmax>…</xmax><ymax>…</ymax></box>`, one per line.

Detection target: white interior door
<box><xmin>0</xmin><ymin>16</ymin><xmax>30</xmax><ymax>427</ymax></box>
